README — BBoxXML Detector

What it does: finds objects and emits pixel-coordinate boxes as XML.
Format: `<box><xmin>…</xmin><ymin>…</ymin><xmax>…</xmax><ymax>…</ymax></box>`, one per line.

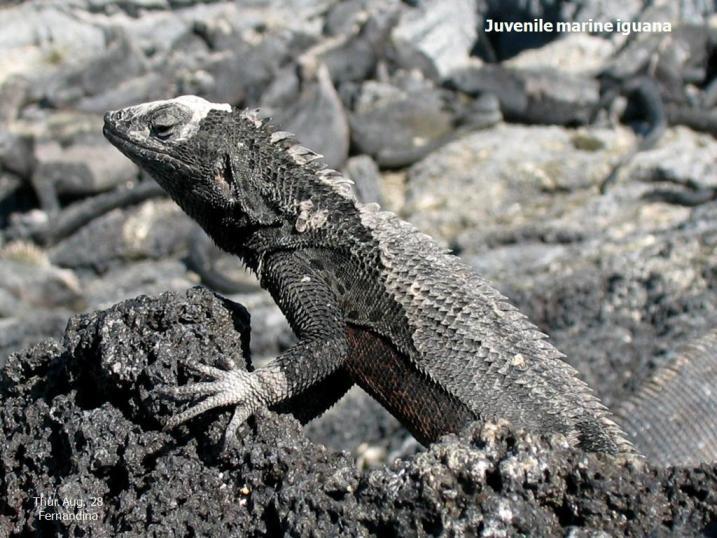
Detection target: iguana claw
<box><xmin>158</xmin><ymin>360</ymin><xmax>268</xmax><ymax>445</ymax></box>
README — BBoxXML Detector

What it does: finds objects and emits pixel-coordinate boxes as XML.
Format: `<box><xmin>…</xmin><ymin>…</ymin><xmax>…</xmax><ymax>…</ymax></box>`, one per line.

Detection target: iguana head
<box><xmin>103</xmin><ymin>95</ymin><xmax>279</xmax><ymax>229</ymax></box>
<box><xmin>105</xmin><ymin>95</ymin><xmax>358</xmax><ymax>254</ymax></box>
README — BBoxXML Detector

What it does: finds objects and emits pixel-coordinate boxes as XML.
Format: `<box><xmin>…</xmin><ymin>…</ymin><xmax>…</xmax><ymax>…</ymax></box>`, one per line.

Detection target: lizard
<box><xmin>102</xmin><ymin>95</ymin><xmax>637</xmax><ymax>455</ymax></box>
<box><xmin>617</xmin><ymin>330</ymin><xmax>717</xmax><ymax>467</ymax></box>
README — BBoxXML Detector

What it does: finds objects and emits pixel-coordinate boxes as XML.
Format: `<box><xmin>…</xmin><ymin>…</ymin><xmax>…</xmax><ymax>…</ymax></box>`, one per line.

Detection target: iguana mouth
<box><xmin>102</xmin><ymin>125</ymin><xmax>192</xmax><ymax>175</ymax></box>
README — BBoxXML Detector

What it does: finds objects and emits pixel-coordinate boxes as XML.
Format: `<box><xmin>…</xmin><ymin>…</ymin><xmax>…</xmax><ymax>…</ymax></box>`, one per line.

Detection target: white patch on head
<box><xmin>124</xmin><ymin>95</ymin><xmax>231</xmax><ymax>141</ymax></box>
<box><xmin>173</xmin><ymin>95</ymin><xmax>231</xmax><ymax>139</ymax></box>
<box><xmin>175</xmin><ymin>94</ymin><xmax>230</xmax><ymax>115</ymax></box>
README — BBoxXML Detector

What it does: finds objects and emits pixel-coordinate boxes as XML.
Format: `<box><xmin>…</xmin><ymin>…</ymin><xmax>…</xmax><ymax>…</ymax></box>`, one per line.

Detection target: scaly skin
<box><xmin>618</xmin><ymin>330</ymin><xmax>717</xmax><ymax>466</ymax></box>
<box><xmin>103</xmin><ymin>95</ymin><xmax>635</xmax><ymax>454</ymax></box>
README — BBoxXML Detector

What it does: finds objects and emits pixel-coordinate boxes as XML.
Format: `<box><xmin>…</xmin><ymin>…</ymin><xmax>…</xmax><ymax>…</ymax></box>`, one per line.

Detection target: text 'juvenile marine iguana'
<box><xmin>103</xmin><ymin>95</ymin><xmax>638</xmax><ymax>455</ymax></box>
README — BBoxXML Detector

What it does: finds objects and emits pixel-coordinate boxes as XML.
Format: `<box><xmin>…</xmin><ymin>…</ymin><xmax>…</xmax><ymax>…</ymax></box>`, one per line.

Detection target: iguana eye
<box><xmin>152</xmin><ymin>124</ymin><xmax>174</xmax><ymax>140</ymax></box>
<box><xmin>150</xmin><ymin>113</ymin><xmax>179</xmax><ymax>140</ymax></box>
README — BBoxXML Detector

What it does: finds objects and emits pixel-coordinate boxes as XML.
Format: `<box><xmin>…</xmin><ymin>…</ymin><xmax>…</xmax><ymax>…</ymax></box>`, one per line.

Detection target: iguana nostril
<box><xmin>104</xmin><ymin>110</ymin><xmax>123</xmax><ymax>125</ymax></box>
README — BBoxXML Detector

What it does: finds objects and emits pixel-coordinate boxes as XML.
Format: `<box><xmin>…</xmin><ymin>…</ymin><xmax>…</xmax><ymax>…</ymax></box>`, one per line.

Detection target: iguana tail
<box><xmin>617</xmin><ymin>330</ymin><xmax>717</xmax><ymax>466</ymax></box>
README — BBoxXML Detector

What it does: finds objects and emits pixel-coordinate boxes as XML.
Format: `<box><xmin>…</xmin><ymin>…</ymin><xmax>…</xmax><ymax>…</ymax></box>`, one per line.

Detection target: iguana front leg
<box><xmin>161</xmin><ymin>250</ymin><xmax>349</xmax><ymax>444</ymax></box>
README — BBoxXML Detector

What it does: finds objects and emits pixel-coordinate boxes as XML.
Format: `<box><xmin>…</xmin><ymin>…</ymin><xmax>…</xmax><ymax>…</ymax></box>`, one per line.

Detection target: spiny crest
<box><xmin>287</xmin><ymin>144</ymin><xmax>323</xmax><ymax>165</ymax></box>
<box><xmin>269</xmin><ymin>131</ymin><xmax>293</xmax><ymax>144</ymax></box>
<box><xmin>235</xmin><ymin>106</ymin><xmax>358</xmax><ymax>202</ymax></box>
<box><xmin>261</xmin><ymin>121</ymin><xmax>357</xmax><ymax>202</ymax></box>
<box><xmin>316</xmin><ymin>168</ymin><xmax>355</xmax><ymax>199</ymax></box>
<box><xmin>240</xmin><ymin>108</ymin><xmax>266</xmax><ymax>128</ymax></box>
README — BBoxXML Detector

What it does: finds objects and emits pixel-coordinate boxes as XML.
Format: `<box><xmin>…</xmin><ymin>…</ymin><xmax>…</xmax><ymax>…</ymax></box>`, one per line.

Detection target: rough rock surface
<box><xmin>31</xmin><ymin>141</ymin><xmax>138</xmax><ymax>212</ymax></box>
<box><xmin>269</xmin><ymin>65</ymin><xmax>350</xmax><ymax>169</ymax></box>
<box><xmin>448</xmin><ymin>64</ymin><xmax>600</xmax><ymax>125</ymax></box>
<box><xmin>1</xmin><ymin>288</ymin><xmax>716</xmax><ymax>536</ymax></box>
<box><xmin>389</xmin><ymin>0</ymin><xmax>478</xmax><ymax>81</ymax></box>
<box><xmin>350</xmin><ymin>71</ymin><xmax>454</xmax><ymax>167</ymax></box>
<box><xmin>403</xmin><ymin>124</ymin><xmax>634</xmax><ymax>242</ymax></box>
<box><xmin>48</xmin><ymin>199</ymin><xmax>195</xmax><ymax>272</ymax></box>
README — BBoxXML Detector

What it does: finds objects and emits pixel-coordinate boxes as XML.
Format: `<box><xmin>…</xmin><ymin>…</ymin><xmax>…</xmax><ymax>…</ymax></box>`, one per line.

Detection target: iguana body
<box><xmin>103</xmin><ymin>95</ymin><xmax>635</xmax><ymax>454</ymax></box>
<box><xmin>618</xmin><ymin>331</ymin><xmax>717</xmax><ymax>466</ymax></box>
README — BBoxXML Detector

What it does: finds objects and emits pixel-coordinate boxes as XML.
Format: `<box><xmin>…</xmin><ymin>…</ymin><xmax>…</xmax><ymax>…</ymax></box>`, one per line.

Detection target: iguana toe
<box><xmin>159</xmin><ymin>361</ymin><xmax>266</xmax><ymax>435</ymax></box>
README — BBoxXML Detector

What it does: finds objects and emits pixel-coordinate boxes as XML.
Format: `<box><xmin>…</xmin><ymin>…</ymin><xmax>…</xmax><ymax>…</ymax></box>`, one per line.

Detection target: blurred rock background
<box><xmin>1</xmin><ymin>0</ymin><xmax>717</xmax><ymax>461</ymax></box>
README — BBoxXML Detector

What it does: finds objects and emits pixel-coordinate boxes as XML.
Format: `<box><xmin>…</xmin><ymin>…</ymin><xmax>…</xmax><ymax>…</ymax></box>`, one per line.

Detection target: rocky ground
<box><xmin>1</xmin><ymin>288</ymin><xmax>716</xmax><ymax>536</ymax></box>
<box><xmin>1</xmin><ymin>0</ymin><xmax>717</xmax><ymax>535</ymax></box>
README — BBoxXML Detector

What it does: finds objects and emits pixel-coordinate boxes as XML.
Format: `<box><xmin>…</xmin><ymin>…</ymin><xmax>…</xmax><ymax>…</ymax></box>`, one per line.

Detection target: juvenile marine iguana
<box><xmin>103</xmin><ymin>95</ymin><xmax>635</xmax><ymax>454</ymax></box>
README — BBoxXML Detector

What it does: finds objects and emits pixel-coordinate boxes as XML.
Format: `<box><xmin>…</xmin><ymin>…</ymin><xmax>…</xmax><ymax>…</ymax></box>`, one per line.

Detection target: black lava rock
<box><xmin>1</xmin><ymin>288</ymin><xmax>716</xmax><ymax>536</ymax></box>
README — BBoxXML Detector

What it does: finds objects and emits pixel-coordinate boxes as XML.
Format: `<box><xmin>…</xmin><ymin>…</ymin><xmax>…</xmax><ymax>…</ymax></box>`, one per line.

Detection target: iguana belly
<box><xmin>345</xmin><ymin>324</ymin><xmax>476</xmax><ymax>445</ymax></box>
